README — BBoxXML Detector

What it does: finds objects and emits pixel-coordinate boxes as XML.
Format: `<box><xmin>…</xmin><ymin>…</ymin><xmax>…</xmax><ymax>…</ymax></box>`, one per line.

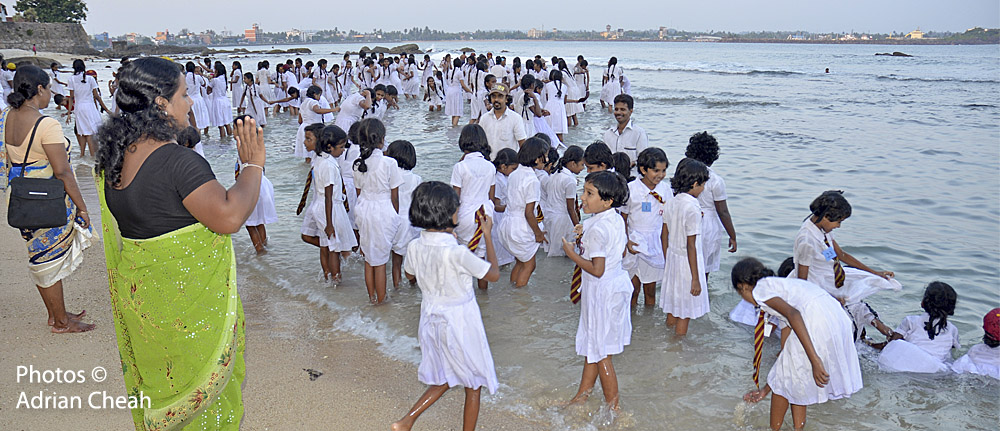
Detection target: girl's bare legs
<box><xmin>85</xmin><ymin>135</ymin><xmax>97</xmax><ymax>157</ymax></box>
<box><xmin>301</xmin><ymin>234</ymin><xmax>320</xmax><ymax>247</ymax></box>
<box><xmin>319</xmin><ymin>247</ymin><xmax>331</xmax><ymax>280</ymax></box>
<box><xmin>630</xmin><ymin>276</ymin><xmax>642</xmax><ymax>307</ymax></box>
<box><xmin>391</xmin><ymin>251</ymin><xmax>403</xmax><ymax>288</ymax></box>
<box><xmin>641</xmin><ymin>283</ymin><xmax>655</xmax><ymax>307</ymax></box>
<box><xmin>674</xmin><ymin>317</ymin><xmax>691</xmax><ymax>336</ymax></box>
<box><xmin>462</xmin><ymin>387</ymin><xmax>482</xmax><ymax>431</ymax></box>
<box><xmin>364</xmin><ymin>262</ymin><xmax>376</xmax><ymax>302</ymax></box>
<box><xmin>513</xmin><ymin>257</ymin><xmax>536</xmax><ymax>287</ymax></box>
<box><xmin>247</xmin><ymin>225</ymin><xmax>266</xmax><ymax>255</ymax></box>
<box><xmin>452</xmin><ymin>116</ymin><xmax>460</xmax><ymax>127</ymax></box>
<box><xmin>769</xmin><ymin>393</ymin><xmax>790</xmax><ymax>431</ymax></box>
<box><xmin>75</xmin><ymin>132</ymin><xmax>86</xmax><ymax>157</ymax></box>
<box><xmin>326</xmin><ymin>248</ymin><xmax>341</xmax><ymax>282</ymax></box>
<box><xmin>567</xmin><ymin>357</ymin><xmax>619</xmax><ymax>409</ymax></box>
<box><xmin>391</xmin><ymin>384</ymin><xmax>449</xmax><ymax>431</ymax></box>
<box><xmin>510</xmin><ymin>260</ymin><xmax>523</xmax><ymax>285</ymax></box>
<box><xmin>790</xmin><ymin>404</ymin><xmax>807</xmax><ymax>430</ymax></box>
<box><xmin>569</xmin><ymin>362</ymin><xmax>598</xmax><ymax>405</ymax></box>
<box><xmin>373</xmin><ymin>264</ymin><xmax>387</xmax><ymax>303</ymax></box>
<box><xmin>666</xmin><ymin>313</ymin><xmax>677</xmax><ymax>328</ymax></box>
<box><xmin>38</xmin><ymin>282</ymin><xmax>95</xmax><ymax>333</ymax></box>
<box><xmin>556</xmin><ymin>133</ymin><xmax>564</xmax><ymax>142</ymax></box>
<box><xmin>260</xmin><ymin>224</ymin><xmax>268</xmax><ymax>245</ymax></box>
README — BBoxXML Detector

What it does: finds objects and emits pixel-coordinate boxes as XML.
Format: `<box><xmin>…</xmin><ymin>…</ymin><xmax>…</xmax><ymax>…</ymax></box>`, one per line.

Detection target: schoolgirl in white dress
<box><xmin>352</xmin><ymin>118</ymin><xmax>403</xmax><ymax>304</ymax></box>
<box><xmin>682</xmin><ymin>132</ymin><xmax>737</xmax><ymax>274</ymax></box>
<box><xmin>733</xmin><ymin>258</ymin><xmax>862</xmax><ymax>431</ymax></box>
<box><xmin>199</xmin><ymin>66</ymin><xmax>216</xmax><ymax>126</ymax></box>
<box><xmin>497</xmin><ymin>138</ymin><xmax>549</xmax><ymax>288</ymax></box>
<box><xmin>300</xmin><ymin>125</ymin><xmax>357</xmax><ymax>281</ymax></box>
<box><xmin>296</xmin><ymin>86</ymin><xmax>339</xmax><ymax>160</ymax></box>
<box><xmin>491</xmin><ymin>148</ymin><xmax>518</xmax><ymax>266</ymax></box>
<box><xmin>878</xmin><ymin>282</ymin><xmax>960</xmax><ymax>373</ymax></box>
<box><xmin>467</xmin><ymin>63</ymin><xmax>489</xmax><ymax>123</ymax></box>
<box><xmin>184</xmin><ymin>63</ymin><xmax>211</xmax><ymax>130</ymax></box>
<box><xmin>402</xmin><ymin>58</ymin><xmax>421</xmax><ymax>98</ymax></box>
<box><xmin>282</xmin><ymin>67</ymin><xmax>300</xmax><ymax>112</ymax></box>
<box><xmin>392</xmin><ymin>181</ymin><xmax>500</xmax><ymax>431</ymax></box>
<box><xmin>450</xmin><ymin>126</ymin><xmax>497</xmax><ymax>287</ymax></box>
<box><xmin>444</xmin><ymin>59</ymin><xmax>470</xmax><ymax>126</ymax></box>
<box><xmin>951</xmin><ymin>307</ymin><xmax>1000</xmax><ymax>379</ymax></box>
<box><xmin>419</xmin><ymin>55</ymin><xmax>435</xmax><ymax>93</ymax></box>
<box><xmin>67</xmin><ymin>60</ymin><xmax>108</xmax><ymax>157</ymax></box>
<box><xmin>337</xmin><ymin>139</ymin><xmax>362</xmax><ymax>231</ymax></box>
<box><xmin>542</xmin><ymin>147</ymin><xmax>584</xmax><ymax>257</ymax></box>
<box><xmin>256</xmin><ymin>61</ymin><xmax>274</xmax><ymax>115</ymax></box>
<box><xmin>660</xmin><ymin>158</ymin><xmax>711</xmax><ymax>336</ymax></box>
<box><xmin>426</xmin><ymin>77</ymin><xmax>444</xmax><ymax>111</ymax></box>
<box><xmin>208</xmin><ymin>66</ymin><xmax>234</xmax><ymax>136</ymax></box>
<box><xmin>562</xmin><ymin>170</ymin><xmax>632</xmax><ymax>410</ymax></box>
<box><xmin>238</xmin><ymin>73</ymin><xmax>269</xmax><ymax>127</ymax></box>
<box><xmin>48</xmin><ymin>65</ymin><xmax>65</xmax><ymax>96</ymax></box>
<box><xmin>385</xmin><ymin>140</ymin><xmax>422</xmax><ymax>288</ymax></box>
<box><xmin>237</xmin><ymin>153</ymin><xmax>278</xmax><ymax>255</ymax></box>
<box><xmin>558</xmin><ymin>60</ymin><xmax>583</xmax><ymax>120</ymax></box>
<box><xmin>389</xmin><ymin>58</ymin><xmax>404</xmax><ymax>92</ymax></box>
<box><xmin>334</xmin><ymin>89</ymin><xmax>372</xmax><ymax>134</ymax></box>
<box><xmin>230</xmin><ymin>62</ymin><xmax>244</xmax><ymax>112</ymax></box>
<box><xmin>622</xmin><ymin>148</ymin><xmax>671</xmax><ymax>306</ymax></box>
<box><xmin>272</xmin><ymin>65</ymin><xmax>289</xmax><ymax>111</ymax></box>
<box><xmin>600</xmin><ymin>57</ymin><xmax>624</xmax><ymax>112</ymax></box>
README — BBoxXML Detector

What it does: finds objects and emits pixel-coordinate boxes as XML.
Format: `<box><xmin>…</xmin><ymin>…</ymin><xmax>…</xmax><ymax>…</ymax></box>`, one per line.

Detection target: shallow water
<box><xmin>65</xmin><ymin>41</ymin><xmax>998</xmax><ymax>429</ymax></box>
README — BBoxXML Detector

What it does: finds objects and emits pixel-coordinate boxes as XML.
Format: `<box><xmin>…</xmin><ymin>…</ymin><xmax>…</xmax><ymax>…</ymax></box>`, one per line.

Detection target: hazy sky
<box><xmin>70</xmin><ymin>0</ymin><xmax>1000</xmax><ymax>36</ymax></box>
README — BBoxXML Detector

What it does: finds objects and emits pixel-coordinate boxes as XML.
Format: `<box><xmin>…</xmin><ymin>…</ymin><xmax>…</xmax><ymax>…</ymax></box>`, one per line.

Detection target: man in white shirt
<box><xmin>479</xmin><ymin>83</ymin><xmax>526</xmax><ymax>158</ymax></box>
<box><xmin>602</xmin><ymin>94</ymin><xmax>649</xmax><ymax>166</ymax></box>
<box><xmin>489</xmin><ymin>57</ymin><xmax>507</xmax><ymax>86</ymax></box>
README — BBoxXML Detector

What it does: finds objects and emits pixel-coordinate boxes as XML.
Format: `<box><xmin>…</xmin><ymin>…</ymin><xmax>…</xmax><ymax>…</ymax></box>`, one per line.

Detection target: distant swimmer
<box><xmin>825</xmin><ymin>68</ymin><xmax>830</xmax><ymax>73</ymax></box>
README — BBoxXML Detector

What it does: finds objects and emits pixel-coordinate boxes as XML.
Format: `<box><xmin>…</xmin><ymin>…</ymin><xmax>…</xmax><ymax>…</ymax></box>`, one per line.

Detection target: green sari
<box><xmin>97</xmin><ymin>179</ymin><xmax>245</xmax><ymax>431</ymax></box>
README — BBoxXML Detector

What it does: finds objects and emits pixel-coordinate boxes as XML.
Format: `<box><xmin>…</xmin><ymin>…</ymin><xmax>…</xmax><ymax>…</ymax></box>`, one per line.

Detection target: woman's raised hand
<box><xmin>234</xmin><ymin>117</ymin><xmax>265</xmax><ymax>166</ymax></box>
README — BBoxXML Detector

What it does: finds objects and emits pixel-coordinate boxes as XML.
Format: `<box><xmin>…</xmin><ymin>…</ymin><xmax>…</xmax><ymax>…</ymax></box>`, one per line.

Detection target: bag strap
<box><xmin>18</xmin><ymin>116</ymin><xmax>46</xmax><ymax>178</ymax></box>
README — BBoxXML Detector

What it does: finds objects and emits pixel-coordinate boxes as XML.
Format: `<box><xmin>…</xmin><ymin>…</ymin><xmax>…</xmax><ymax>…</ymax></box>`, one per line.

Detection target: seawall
<box><xmin>0</xmin><ymin>22</ymin><xmax>98</xmax><ymax>55</ymax></box>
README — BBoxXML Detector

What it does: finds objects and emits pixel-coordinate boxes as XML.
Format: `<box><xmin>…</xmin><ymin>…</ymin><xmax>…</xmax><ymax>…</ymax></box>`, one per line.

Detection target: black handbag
<box><xmin>7</xmin><ymin>116</ymin><xmax>68</xmax><ymax>230</ymax></box>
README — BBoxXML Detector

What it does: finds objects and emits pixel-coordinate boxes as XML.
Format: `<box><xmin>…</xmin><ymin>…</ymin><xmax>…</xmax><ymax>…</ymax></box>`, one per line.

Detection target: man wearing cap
<box><xmin>479</xmin><ymin>83</ymin><xmax>526</xmax><ymax>157</ymax></box>
<box><xmin>2</xmin><ymin>61</ymin><xmax>16</xmax><ymax>102</ymax></box>
<box><xmin>602</xmin><ymin>93</ymin><xmax>648</xmax><ymax>167</ymax></box>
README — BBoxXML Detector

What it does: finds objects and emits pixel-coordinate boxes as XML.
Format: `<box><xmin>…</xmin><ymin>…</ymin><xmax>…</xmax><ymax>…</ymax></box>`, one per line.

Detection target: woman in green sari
<box><xmin>94</xmin><ymin>57</ymin><xmax>266</xmax><ymax>430</ymax></box>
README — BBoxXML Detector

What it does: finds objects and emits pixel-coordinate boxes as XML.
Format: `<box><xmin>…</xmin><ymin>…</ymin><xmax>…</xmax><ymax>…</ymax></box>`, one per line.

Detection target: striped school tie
<box><xmin>296</xmin><ymin>169</ymin><xmax>313</xmax><ymax>215</ymax></box>
<box><xmin>536</xmin><ymin>206</ymin><xmax>544</xmax><ymax>223</ymax></box>
<box><xmin>342</xmin><ymin>182</ymin><xmax>350</xmax><ymax>212</ymax></box>
<box><xmin>753</xmin><ymin>309</ymin><xmax>765</xmax><ymax>388</ymax></box>
<box><xmin>823</xmin><ymin>235</ymin><xmax>846</xmax><ymax>288</ymax></box>
<box><xmin>467</xmin><ymin>206</ymin><xmax>486</xmax><ymax>251</ymax></box>
<box><xmin>570</xmin><ymin>238</ymin><xmax>583</xmax><ymax>304</ymax></box>
<box><xmin>649</xmin><ymin>191</ymin><xmax>665</xmax><ymax>204</ymax></box>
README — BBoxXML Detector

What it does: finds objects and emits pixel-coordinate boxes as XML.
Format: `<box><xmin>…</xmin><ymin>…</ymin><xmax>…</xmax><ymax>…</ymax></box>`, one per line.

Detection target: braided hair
<box><xmin>920</xmin><ymin>282</ymin><xmax>957</xmax><ymax>340</ymax></box>
<box><xmin>353</xmin><ymin>118</ymin><xmax>386</xmax><ymax>173</ymax></box>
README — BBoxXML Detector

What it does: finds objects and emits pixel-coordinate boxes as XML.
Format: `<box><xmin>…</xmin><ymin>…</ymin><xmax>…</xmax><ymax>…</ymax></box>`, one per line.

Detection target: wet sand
<box><xmin>0</xmin><ymin>202</ymin><xmax>543</xmax><ymax>430</ymax></box>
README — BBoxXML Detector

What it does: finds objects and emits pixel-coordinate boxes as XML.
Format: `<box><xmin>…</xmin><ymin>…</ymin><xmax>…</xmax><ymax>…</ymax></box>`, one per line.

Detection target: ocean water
<box><xmin>65</xmin><ymin>41</ymin><xmax>998</xmax><ymax>429</ymax></box>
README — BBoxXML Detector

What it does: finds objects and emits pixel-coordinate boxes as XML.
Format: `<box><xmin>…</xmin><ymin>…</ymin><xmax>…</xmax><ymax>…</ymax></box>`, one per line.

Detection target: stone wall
<box><xmin>0</xmin><ymin>22</ymin><xmax>98</xmax><ymax>55</ymax></box>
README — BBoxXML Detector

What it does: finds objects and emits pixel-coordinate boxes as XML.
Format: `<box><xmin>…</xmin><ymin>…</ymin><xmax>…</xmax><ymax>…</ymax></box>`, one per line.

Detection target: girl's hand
<box><xmin>561</xmin><ymin>237</ymin><xmax>574</xmax><ymax>255</ymax></box>
<box><xmin>626</xmin><ymin>240</ymin><xmax>639</xmax><ymax>255</ymax></box>
<box><xmin>75</xmin><ymin>209</ymin><xmax>90</xmax><ymax>229</ymax></box>
<box><xmin>886</xmin><ymin>331</ymin><xmax>904</xmax><ymax>342</ymax></box>
<box><xmin>325</xmin><ymin>224</ymin><xmax>335</xmax><ymax>238</ymax></box>
<box><xmin>481</xmin><ymin>214</ymin><xmax>493</xmax><ymax>231</ymax></box>
<box><xmin>541</xmin><ymin>109</ymin><xmax>551</xmax><ymax>116</ymax></box>
<box><xmin>728</xmin><ymin>236</ymin><xmax>737</xmax><ymax>253</ymax></box>
<box><xmin>873</xmin><ymin>270</ymin><xmax>894</xmax><ymax>279</ymax></box>
<box><xmin>811</xmin><ymin>360</ymin><xmax>830</xmax><ymax>387</ymax></box>
<box><xmin>534</xmin><ymin>231</ymin><xmax>547</xmax><ymax>244</ymax></box>
<box><xmin>690</xmin><ymin>278</ymin><xmax>702</xmax><ymax>296</ymax></box>
<box><xmin>743</xmin><ymin>389</ymin><xmax>768</xmax><ymax>403</ymax></box>
<box><xmin>572</xmin><ymin>224</ymin><xmax>584</xmax><ymax>238</ymax></box>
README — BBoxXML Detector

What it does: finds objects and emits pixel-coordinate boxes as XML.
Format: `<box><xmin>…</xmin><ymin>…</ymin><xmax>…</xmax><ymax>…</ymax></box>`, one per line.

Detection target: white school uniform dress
<box><xmin>272</xmin><ymin>72</ymin><xmax>289</xmax><ymax>108</ymax></box>
<box><xmin>69</xmin><ymin>73</ymin><xmax>103</xmax><ymax>136</ymax></box>
<box><xmin>402</xmin><ymin>64</ymin><xmax>419</xmax><ymax>96</ymax></box>
<box><xmin>600</xmin><ymin>65</ymin><xmax>624</xmax><ymax>106</ymax></box>
<box><xmin>202</xmin><ymin>76</ymin><xmax>216</xmax><ymax>121</ymax></box>
<box><xmin>535</xmin><ymin>169</ymin><xmax>550</xmax><ymax>241</ymax></box>
<box><xmin>391</xmin><ymin>168</ymin><xmax>422</xmax><ymax>256</ymax></box>
<box><xmin>353</xmin><ymin>149</ymin><xmax>404</xmax><ymax>266</ymax></box>
<box><xmin>468</xmin><ymin>69</ymin><xmax>488</xmax><ymax>120</ymax></box>
<box><xmin>231</xmin><ymin>69</ymin><xmax>244</xmax><ymax>109</ymax></box>
<box><xmin>576</xmin><ymin>208</ymin><xmax>633</xmax><ymax>363</ymax></box>
<box><xmin>237</xmin><ymin>160</ymin><xmax>278</xmax><ymax>227</ymax></box>
<box><xmin>878</xmin><ymin>313</ymin><xmax>960</xmax><ymax>373</ymax></box>
<box><xmin>542</xmin><ymin>168</ymin><xmax>577</xmax><ymax>257</ymax></box>
<box><xmin>573</xmin><ymin>65</ymin><xmax>588</xmax><ymax>96</ymax></box>
<box><xmin>791</xmin><ymin>219</ymin><xmax>902</xmax><ymax>333</ymax></box>
<box><xmin>334</xmin><ymin>92</ymin><xmax>365</xmax><ymax>132</ymax></box>
<box><xmin>622</xmin><ymin>179</ymin><xmax>670</xmax><ymax>283</ymax></box>
<box><xmin>497</xmin><ymin>165</ymin><xmax>542</xmax><ymax>262</ymax></box>
<box><xmin>753</xmin><ymin>277</ymin><xmax>863</xmax><ymax>405</ymax></box>
<box><xmin>543</xmin><ymin>81</ymin><xmax>568</xmax><ymax>135</ymax></box>
<box><xmin>209</xmin><ymin>76</ymin><xmax>233</xmax><ymax>128</ymax></box>
<box><xmin>451</xmin><ymin>152</ymin><xmax>497</xmax><ymax>258</ymax></box>
<box><xmin>185</xmin><ymin>73</ymin><xmax>211</xmax><ymax>129</ymax></box>
<box><xmin>951</xmin><ymin>344</ymin><xmax>1000</xmax><ymax>379</ymax></box>
<box><xmin>560</xmin><ymin>70</ymin><xmax>583</xmax><ymax>117</ymax></box>
<box><xmin>301</xmin><ymin>153</ymin><xmax>357</xmax><ymax>252</ymax></box>
<box><xmin>256</xmin><ymin>68</ymin><xmax>274</xmax><ymax>104</ymax></box>
<box><xmin>491</xmin><ymin>172</ymin><xmax>516</xmax><ymax>266</ymax></box>
<box><xmin>403</xmin><ymin>231</ymin><xmax>499</xmax><ymax>394</ymax></box>
<box><xmin>390</xmin><ymin>64</ymin><xmax>404</xmax><ymax>92</ymax></box>
<box><xmin>241</xmin><ymin>84</ymin><xmax>267</xmax><ymax>126</ymax></box>
<box><xmin>296</xmin><ymin>98</ymin><xmax>328</xmax><ymax>159</ymax></box>
<box><xmin>427</xmin><ymin>85</ymin><xmax>444</xmax><ymax>108</ymax></box>
<box><xmin>659</xmin><ymin>192</ymin><xmax>709</xmax><ymax>319</ymax></box>
<box><xmin>48</xmin><ymin>70</ymin><xmax>65</xmax><ymax>96</ymax></box>
<box><xmin>283</xmin><ymin>71</ymin><xmax>300</xmax><ymax>108</ymax></box>
<box><xmin>337</xmin><ymin>144</ymin><xmax>361</xmax><ymax>229</ymax></box>
<box><xmin>444</xmin><ymin>69</ymin><xmax>465</xmax><ymax>117</ymax></box>
<box><xmin>698</xmin><ymin>167</ymin><xmax>728</xmax><ymax>273</ymax></box>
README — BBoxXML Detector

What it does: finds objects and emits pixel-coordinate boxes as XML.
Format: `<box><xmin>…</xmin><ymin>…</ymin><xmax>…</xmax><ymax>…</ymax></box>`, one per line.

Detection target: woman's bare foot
<box><xmin>51</xmin><ymin>320</ymin><xmax>96</xmax><ymax>333</ymax></box>
<box><xmin>254</xmin><ymin>244</ymin><xmax>267</xmax><ymax>256</ymax></box>
<box><xmin>48</xmin><ymin>310</ymin><xmax>86</xmax><ymax>326</ymax></box>
<box><xmin>390</xmin><ymin>421</ymin><xmax>411</xmax><ymax>431</ymax></box>
<box><xmin>562</xmin><ymin>392</ymin><xmax>590</xmax><ymax>408</ymax></box>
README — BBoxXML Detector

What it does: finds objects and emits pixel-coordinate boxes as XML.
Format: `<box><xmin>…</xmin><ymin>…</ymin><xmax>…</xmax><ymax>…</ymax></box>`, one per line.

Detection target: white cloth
<box><xmin>451</xmin><ymin>152</ymin><xmax>496</xmax><ymax>258</ymax></box>
<box><xmin>543</xmin><ymin>81</ymin><xmax>567</xmax><ymax>134</ymax></box>
<box><xmin>896</xmin><ymin>313</ymin><xmax>960</xmax><ymax>362</ymax></box>
<box><xmin>444</xmin><ymin>69</ymin><xmax>465</xmax><ymax>117</ymax></box>
<box><xmin>391</xmin><ymin>169</ymin><xmax>422</xmax><ymax>256</ymax></box>
<box><xmin>541</xmin><ymin>168</ymin><xmax>577</xmax><ymax>257</ymax></box>
<box><xmin>68</xmin><ymin>74</ymin><xmax>102</xmax><ymax>136</ymax></box>
<box><xmin>600</xmin><ymin>65</ymin><xmax>624</xmax><ymax>106</ymax></box>
<box><xmin>404</xmin><ymin>231</ymin><xmax>498</xmax><ymax>394</ymax></box>
<box><xmin>295</xmin><ymin>98</ymin><xmax>329</xmax><ymax>159</ymax></box>
<box><xmin>697</xmin><ymin>167</ymin><xmax>727</xmax><ymax>272</ymax></box>
<box><xmin>728</xmin><ymin>299</ymin><xmax>782</xmax><ymax>335</ymax></box>
<box><xmin>622</xmin><ymin>179</ymin><xmax>670</xmax><ymax>281</ymax></box>
<box><xmin>480</xmin><ymin>108</ymin><xmax>526</xmax><ymax>158</ymax></box>
<box><xmin>753</xmin><ymin>277</ymin><xmax>863</xmax><ymax>405</ymax></box>
<box><xmin>48</xmin><ymin>70</ymin><xmax>65</xmax><ymax>96</ymax></box>
<box><xmin>185</xmin><ymin>73</ymin><xmax>211</xmax><ymax>129</ymax></box>
<box><xmin>334</xmin><ymin>93</ymin><xmax>365</xmax><ymax>133</ymax></box>
<box><xmin>792</xmin><ymin>220</ymin><xmax>903</xmax><ymax>304</ymax></box>
<box><xmin>300</xmin><ymin>154</ymin><xmax>357</xmax><ymax>252</ymax></box>
<box><xmin>602</xmin><ymin>119</ymin><xmax>649</xmax><ymax>166</ymax></box>
<box><xmin>209</xmin><ymin>76</ymin><xmax>233</xmax><ymax>128</ymax></box>
<box><xmin>337</xmin><ymin>144</ymin><xmax>361</xmax><ymax>229</ymax></box>
<box><xmin>491</xmin><ymin>172</ymin><xmax>516</xmax><ymax>266</ymax></box>
<box><xmin>230</xmin><ymin>69</ymin><xmax>244</xmax><ymax>108</ymax></box>
<box><xmin>878</xmin><ymin>339</ymin><xmax>952</xmax><ymax>374</ymax></box>
<box><xmin>497</xmin><ymin>165</ymin><xmax>541</xmax><ymax>262</ymax></box>
<box><xmin>659</xmin><ymin>192</ymin><xmax>709</xmax><ymax>319</ymax></box>
<box><xmin>245</xmin><ymin>173</ymin><xmax>277</xmax><ymax>227</ymax></box>
<box><xmin>560</xmin><ymin>70</ymin><xmax>583</xmax><ymax>116</ymax></box>
<box><xmin>256</xmin><ymin>69</ymin><xmax>274</xmax><ymax>101</ymax></box>
<box><xmin>240</xmin><ymin>84</ymin><xmax>267</xmax><ymax>126</ymax></box>
<box><xmin>353</xmin><ymin>148</ymin><xmax>404</xmax><ymax>265</ymax></box>
<box><xmin>576</xmin><ymin>209</ymin><xmax>632</xmax><ymax>363</ymax></box>
<box><xmin>951</xmin><ymin>344</ymin><xmax>1000</xmax><ymax>379</ymax></box>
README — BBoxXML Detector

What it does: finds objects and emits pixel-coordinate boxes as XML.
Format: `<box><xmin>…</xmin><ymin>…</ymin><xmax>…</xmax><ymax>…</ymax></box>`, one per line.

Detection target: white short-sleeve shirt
<box><xmin>404</xmin><ymin>231</ymin><xmax>492</xmax><ymax>302</ymax></box>
<box><xmin>480</xmin><ymin>108</ymin><xmax>527</xmax><ymax>157</ymax></box>
<box><xmin>622</xmin><ymin>179</ymin><xmax>670</xmax><ymax>233</ymax></box>
<box><xmin>793</xmin><ymin>219</ymin><xmax>839</xmax><ymax>294</ymax></box>
<box><xmin>602</xmin><ymin>119</ymin><xmax>649</xmax><ymax>165</ymax></box>
<box><xmin>353</xmin><ymin>148</ymin><xmax>404</xmax><ymax>200</ymax></box>
<box><xmin>541</xmin><ymin>168</ymin><xmax>577</xmax><ymax>216</ymax></box>
<box><xmin>451</xmin><ymin>152</ymin><xmax>496</xmax><ymax>205</ymax></box>
<box><xmin>897</xmin><ymin>313</ymin><xmax>960</xmax><ymax>362</ymax></box>
<box><xmin>507</xmin><ymin>165</ymin><xmax>541</xmax><ymax>213</ymax></box>
<box><xmin>696</xmin><ymin>167</ymin><xmax>728</xmax><ymax>212</ymax></box>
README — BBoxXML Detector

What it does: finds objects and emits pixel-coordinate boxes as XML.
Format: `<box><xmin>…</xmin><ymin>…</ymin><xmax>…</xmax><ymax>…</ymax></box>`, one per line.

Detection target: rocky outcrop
<box><xmin>6</xmin><ymin>56</ymin><xmax>62</xmax><ymax>68</ymax></box>
<box><xmin>0</xmin><ymin>22</ymin><xmax>98</xmax><ymax>55</ymax></box>
<box><xmin>100</xmin><ymin>44</ymin><xmax>203</xmax><ymax>59</ymax></box>
<box><xmin>875</xmin><ymin>51</ymin><xmax>913</xmax><ymax>57</ymax></box>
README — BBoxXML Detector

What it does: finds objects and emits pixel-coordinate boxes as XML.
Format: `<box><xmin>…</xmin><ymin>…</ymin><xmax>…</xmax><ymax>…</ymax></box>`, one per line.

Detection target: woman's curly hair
<box><xmin>684</xmin><ymin>131</ymin><xmax>719</xmax><ymax>167</ymax></box>
<box><xmin>95</xmin><ymin>57</ymin><xmax>184</xmax><ymax>188</ymax></box>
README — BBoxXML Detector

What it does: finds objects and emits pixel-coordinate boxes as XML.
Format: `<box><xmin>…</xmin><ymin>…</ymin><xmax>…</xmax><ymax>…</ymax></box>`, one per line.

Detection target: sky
<box><xmin>56</xmin><ymin>0</ymin><xmax>1000</xmax><ymax>36</ymax></box>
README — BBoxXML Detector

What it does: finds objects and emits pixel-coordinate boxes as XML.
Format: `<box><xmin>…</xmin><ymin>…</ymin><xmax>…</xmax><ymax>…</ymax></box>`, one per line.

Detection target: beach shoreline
<box><xmin>0</xmin><ymin>196</ymin><xmax>543</xmax><ymax>430</ymax></box>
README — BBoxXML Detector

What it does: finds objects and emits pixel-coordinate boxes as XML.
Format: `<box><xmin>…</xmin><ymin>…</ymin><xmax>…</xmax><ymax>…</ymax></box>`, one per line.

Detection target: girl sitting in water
<box><xmin>562</xmin><ymin>171</ymin><xmax>632</xmax><ymax>413</ymax></box>
<box><xmin>733</xmin><ymin>258</ymin><xmax>863</xmax><ymax>431</ymax></box>
<box><xmin>660</xmin><ymin>158</ymin><xmax>710</xmax><ymax>336</ymax></box>
<box><xmin>876</xmin><ymin>282</ymin><xmax>960</xmax><ymax>373</ymax></box>
<box><xmin>392</xmin><ymin>181</ymin><xmax>500</xmax><ymax>431</ymax></box>
<box><xmin>951</xmin><ymin>308</ymin><xmax>1000</xmax><ymax>379</ymax></box>
<box><xmin>426</xmin><ymin>76</ymin><xmax>443</xmax><ymax>111</ymax></box>
<box><xmin>300</xmin><ymin>124</ymin><xmax>356</xmax><ymax>282</ymax></box>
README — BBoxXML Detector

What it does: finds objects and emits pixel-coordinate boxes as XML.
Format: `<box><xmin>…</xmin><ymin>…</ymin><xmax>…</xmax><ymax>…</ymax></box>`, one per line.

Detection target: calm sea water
<box><xmin>67</xmin><ymin>41</ymin><xmax>999</xmax><ymax>430</ymax></box>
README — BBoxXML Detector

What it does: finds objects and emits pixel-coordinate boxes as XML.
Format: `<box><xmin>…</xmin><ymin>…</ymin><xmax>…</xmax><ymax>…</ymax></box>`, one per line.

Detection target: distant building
<box><xmin>93</xmin><ymin>32</ymin><xmax>109</xmax><ymax>42</ymax></box>
<box><xmin>527</xmin><ymin>28</ymin><xmax>546</xmax><ymax>38</ymax></box>
<box><xmin>197</xmin><ymin>32</ymin><xmax>212</xmax><ymax>44</ymax></box>
<box><xmin>658</xmin><ymin>26</ymin><xmax>667</xmax><ymax>39</ymax></box>
<box><xmin>155</xmin><ymin>30</ymin><xmax>169</xmax><ymax>43</ymax></box>
<box><xmin>125</xmin><ymin>33</ymin><xmax>140</xmax><ymax>44</ymax></box>
<box><xmin>244</xmin><ymin>23</ymin><xmax>260</xmax><ymax>42</ymax></box>
<box><xmin>905</xmin><ymin>28</ymin><xmax>924</xmax><ymax>39</ymax></box>
<box><xmin>600</xmin><ymin>25</ymin><xmax>623</xmax><ymax>40</ymax></box>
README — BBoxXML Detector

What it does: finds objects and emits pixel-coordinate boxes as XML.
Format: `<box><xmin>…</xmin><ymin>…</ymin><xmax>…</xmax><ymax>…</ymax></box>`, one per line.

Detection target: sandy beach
<box><xmin>0</xmin><ymin>49</ymin><xmax>84</xmax><ymax>66</ymax></box>
<box><xmin>0</xmin><ymin>178</ymin><xmax>544</xmax><ymax>430</ymax></box>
